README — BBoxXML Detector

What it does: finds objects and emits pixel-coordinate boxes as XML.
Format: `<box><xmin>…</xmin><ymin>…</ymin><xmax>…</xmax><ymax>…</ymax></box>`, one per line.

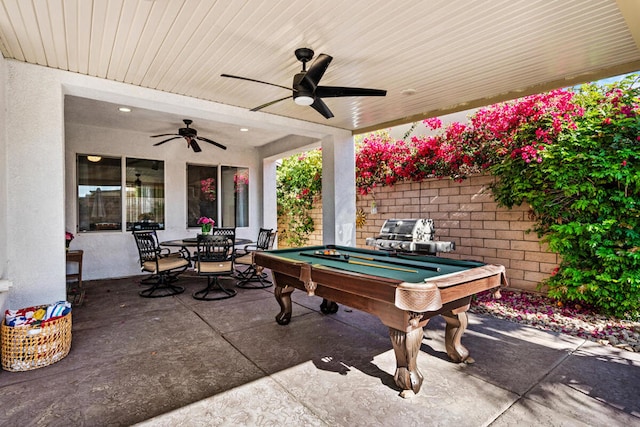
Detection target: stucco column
<box><xmin>321</xmin><ymin>132</ymin><xmax>356</xmax><ymax>246</ymax></box>
<box><xmin>263</xmin><ymin>158</ymin><xmax>278</xmax><ymax>237</ymax></box>
<box><xmin>5</xmin><ymin>62</ymin><xmax>66</xmax><ymax>308</ymax></box>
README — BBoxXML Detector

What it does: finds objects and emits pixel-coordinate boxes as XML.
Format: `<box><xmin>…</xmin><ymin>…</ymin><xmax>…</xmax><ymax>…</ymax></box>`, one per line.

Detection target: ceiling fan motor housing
<box><xmin>179</xmin><ymin>127</ymin><xmax>197</xmax><ymax>137</ymax></box>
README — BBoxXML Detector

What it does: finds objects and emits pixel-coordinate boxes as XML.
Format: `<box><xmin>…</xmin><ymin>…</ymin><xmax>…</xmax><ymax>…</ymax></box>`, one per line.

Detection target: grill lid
<box><xmin>365</xmin><ymin>218</ymin><xmax>455</xmax><ymax>255</ymax></box>
<box><xmin>378</xmin><ymin>219</ymin><xmax>434</xmax><ymax>242</ymax></box>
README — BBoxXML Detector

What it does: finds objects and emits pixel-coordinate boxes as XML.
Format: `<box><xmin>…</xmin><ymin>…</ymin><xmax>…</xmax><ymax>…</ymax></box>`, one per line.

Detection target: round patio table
<box><xmin>160</xmin><ymin>237</ymin><xmax>252</xmax><ymax>248</ymax></box>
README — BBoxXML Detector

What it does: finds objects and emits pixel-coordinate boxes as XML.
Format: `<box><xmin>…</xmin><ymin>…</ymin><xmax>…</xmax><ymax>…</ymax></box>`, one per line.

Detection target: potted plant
<box><xmin>197</xmin><ymin>217</ymin><xmax>215</xmax><ymax>235</ymax></box>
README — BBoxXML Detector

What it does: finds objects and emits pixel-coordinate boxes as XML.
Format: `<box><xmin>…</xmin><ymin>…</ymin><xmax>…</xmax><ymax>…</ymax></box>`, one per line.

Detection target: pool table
<box><xmin>254</xmin><ymin>245</ymin><xmax>508</xmax><ymax>397</ymax></box>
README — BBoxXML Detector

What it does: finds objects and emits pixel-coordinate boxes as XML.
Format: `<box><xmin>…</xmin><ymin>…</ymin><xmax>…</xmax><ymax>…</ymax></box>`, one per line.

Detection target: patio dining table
<box><xmin>160</xmin><ymin>237</ymin><xmax>253</xmax><ymax>250</ymax></box>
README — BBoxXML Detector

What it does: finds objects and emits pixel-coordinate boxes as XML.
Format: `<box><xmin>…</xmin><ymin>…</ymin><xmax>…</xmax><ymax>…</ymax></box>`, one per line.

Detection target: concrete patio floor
<box><xmin>1</xmin><ymin>272</ymin><xmax>639</xmax><ymax>426</ymax></box>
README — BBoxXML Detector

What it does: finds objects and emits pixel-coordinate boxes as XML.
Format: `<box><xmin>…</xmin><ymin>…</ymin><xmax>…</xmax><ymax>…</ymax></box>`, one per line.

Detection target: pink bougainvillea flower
<box><xmin>423</xmin><ymin>117</ymin><xmax>442</xmax><ymax>130</ymax></box>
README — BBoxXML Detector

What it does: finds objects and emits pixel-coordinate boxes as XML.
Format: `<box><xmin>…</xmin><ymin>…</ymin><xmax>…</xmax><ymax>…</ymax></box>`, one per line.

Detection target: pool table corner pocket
<box><xmin>394</xmin><ymin>281</ymin><xmax>443</xmax><ymax>314</ymax></box>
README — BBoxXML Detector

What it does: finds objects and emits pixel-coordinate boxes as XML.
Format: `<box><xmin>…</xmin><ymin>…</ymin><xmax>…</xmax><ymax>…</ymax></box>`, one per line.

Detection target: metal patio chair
<box><xmin>132</xmin><ymin>230</ymin><xmax>189</xmax><ymax>298</ymax></box>
<box><xmin>193</xmin><ymin>235</ymin><xmax>238</xmax><ymax>300</ymax></box>
<box><xmin>234</xmin><ymin>228</ymin><xmax>275</xmax><ymax>289</ymax></box>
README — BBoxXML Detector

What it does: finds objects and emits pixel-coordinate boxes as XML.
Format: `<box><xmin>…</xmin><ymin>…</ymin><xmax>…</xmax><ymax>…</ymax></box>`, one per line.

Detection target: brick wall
<box><xmin>278</xmin><ymin>173</ymin><xmax>560</xmax><ymax>293</ymax></box>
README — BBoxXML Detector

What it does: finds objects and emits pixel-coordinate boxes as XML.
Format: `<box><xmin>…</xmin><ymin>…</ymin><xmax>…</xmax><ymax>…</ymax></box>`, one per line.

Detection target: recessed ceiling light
<box><xmin>401</xmin><ymin>89</ymin><xmax>417</xmax><ymax>96</ymax></box>
<box><xmin>87</xmin><ymin>155</ymin><xmax>102</xmax><ymax>162</ymax></box>
<box><xmin>240</xmin><ymin>128</ymin><xmax>249</xmax><ymax>132</ymax></box>
<box><xmin>118</xmin><ymin>107</ymin><xmax>131</xmax><ymax>112</ymax></box>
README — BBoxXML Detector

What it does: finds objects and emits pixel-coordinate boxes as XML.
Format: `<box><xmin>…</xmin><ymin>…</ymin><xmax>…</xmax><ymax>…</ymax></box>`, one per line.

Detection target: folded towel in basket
<box><xmin>5</xmin><ymin>301</ymin><xmax>71</xmax><ymax>327</ymax></box>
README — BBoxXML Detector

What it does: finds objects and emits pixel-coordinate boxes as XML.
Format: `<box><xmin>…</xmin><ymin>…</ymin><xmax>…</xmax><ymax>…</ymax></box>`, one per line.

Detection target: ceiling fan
<box><xmin>150</xmin><ymin>119</ymin><xmax>227</xmax><ymax>152</ymax></box>
<box><xmin>221</xmin><ymin>48</ymin><xmax>387</xmax><ymax>119</ymax></box>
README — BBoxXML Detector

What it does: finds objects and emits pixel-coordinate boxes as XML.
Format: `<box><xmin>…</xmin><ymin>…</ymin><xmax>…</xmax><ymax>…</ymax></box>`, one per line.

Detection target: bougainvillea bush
<box><xmin>355</xmin><ymin>120</ymin><xmax>475</xmax><ymax>195</ymax></box>
<box><xmin>355</xmin><ymin>75</ymin><xmax>640</xmax><ymax>318</ymax></box>
<box><xmin>276</xmin><ymin>149</ymin><xmax>323</xmax><ymax>246</ymax></box>
<box><xmin>489</xmin><ymin>76</ymin><xmax>639</xmax><ymax>319</ymax></box>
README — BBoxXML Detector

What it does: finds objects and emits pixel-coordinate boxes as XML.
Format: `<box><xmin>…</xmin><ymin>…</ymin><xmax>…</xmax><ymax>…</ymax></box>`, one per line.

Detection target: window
<box><xmin>77</xmin><ymin>155</ymin><xmax>165</xmax><ymax>232</ymax></box>
<box><xmin>187</xmin><ymin>164</ymin><xmax>249</xmax><ymax>228</ymax></box>
<box><xmin>77</xmin><ymin>155</ymin><xmax>122</xmax><ymax>231</ymax></box>
<box><xmin>126</xmin><ymin>159</ymin><xmax>165</xmax><ymax>230</ymax></box>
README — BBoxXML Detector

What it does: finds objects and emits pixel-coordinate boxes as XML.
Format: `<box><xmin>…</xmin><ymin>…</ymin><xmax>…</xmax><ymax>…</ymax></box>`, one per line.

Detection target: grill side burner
<box><xmin>365</xmin><ymin>219</ymin><xmax>455</xmax><ymax>255</ymax></box>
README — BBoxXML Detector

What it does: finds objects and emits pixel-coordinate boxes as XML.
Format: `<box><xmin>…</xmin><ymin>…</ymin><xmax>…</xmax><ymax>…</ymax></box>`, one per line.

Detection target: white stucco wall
<box><xmin>2</xmin><ymin>60</ymin><xmax>355</xmax><ymax>309</ymax></box>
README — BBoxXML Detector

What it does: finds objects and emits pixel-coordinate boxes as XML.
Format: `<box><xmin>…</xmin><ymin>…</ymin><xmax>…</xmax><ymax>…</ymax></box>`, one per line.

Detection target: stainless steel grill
<box><xmin>365</xmin><ymin>219</ymin><xmax>455</xmax><ymax>255</ymax></box>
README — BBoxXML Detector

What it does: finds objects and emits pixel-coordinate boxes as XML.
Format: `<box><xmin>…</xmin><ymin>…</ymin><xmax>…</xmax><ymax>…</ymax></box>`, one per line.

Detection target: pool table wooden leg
<box><xmin>389</xmin><ymin>327</ymin><xmax>424</xmax><ymax>398</ymax></box>
<box><xmin>272</xmin><ymin>272</ymin><xmax>298</xmax><ymax>325</ymax></box>
<box><xmin>274</xmin><ymin>284</ymin><xmax>295</xmax><ymax>325</ymax></box>
<box><xmin>442</xmin><ymin>309</ymin><xmax>473</xmax><ymax>363</ymax></box>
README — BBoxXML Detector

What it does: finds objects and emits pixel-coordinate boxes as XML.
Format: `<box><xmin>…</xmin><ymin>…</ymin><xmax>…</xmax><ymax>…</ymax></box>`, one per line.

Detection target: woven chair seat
<box><xmin>143</xmin><ymin>257</ymin><xmax>189</xmax><ymax>274</ymax></box>
<box><xmin>196</xmin><ymin>260</ymin><xmax>233</xmax><ymax>273</ymax></box>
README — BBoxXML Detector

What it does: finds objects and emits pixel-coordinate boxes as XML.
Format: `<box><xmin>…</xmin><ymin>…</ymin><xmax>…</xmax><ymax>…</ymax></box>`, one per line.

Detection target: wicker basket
<box><xmin>1</xmin><ymin>309</ymin><xmax>72</xmax><ymax>372</ymax></box>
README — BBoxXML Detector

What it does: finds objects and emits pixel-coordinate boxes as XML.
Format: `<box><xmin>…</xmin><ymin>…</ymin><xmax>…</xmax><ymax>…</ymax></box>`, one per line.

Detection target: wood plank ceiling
<box><xmin>0</xmin><ymin>0</ymin><xmax>639</xmax><ymax>136</ymax></box>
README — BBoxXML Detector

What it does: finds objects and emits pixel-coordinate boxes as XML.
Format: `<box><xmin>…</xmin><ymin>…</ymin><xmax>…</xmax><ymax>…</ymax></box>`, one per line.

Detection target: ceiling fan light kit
<box><xmin>294</xmin><ymin>95</ymin><xmax>314</xmax><ymax>106</ymax></box>
<box><xmin>222</xmin><ymin>48</ymin><xmax>386</xmax><ymax>119</ymax></box>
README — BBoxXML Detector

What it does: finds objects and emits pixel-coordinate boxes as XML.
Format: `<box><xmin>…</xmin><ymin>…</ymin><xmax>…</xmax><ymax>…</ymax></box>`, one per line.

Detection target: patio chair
<box><xmin>212</xmin><ymin>227</ymin><xmax>236</xmax><ymax>259</ymax></box>
<box><xmin>132</xmin><ymin>230</ymin><xmax>189</xmax><ymax>298</ymax></box>
<box><xmin>193</xmin><ymin>235</ymin><xmax>237</xmax><ymax>300</ymax></box>
<box><xmin>235</xmin><ymin>228</ymin><xmax>274</xmax><ymax>289</ymax></box>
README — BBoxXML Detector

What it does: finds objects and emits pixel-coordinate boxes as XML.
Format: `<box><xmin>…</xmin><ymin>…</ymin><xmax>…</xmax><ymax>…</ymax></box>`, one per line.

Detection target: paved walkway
<box><xmin>1</xmin><ymin>274</ymin><xmax>638</xmax><ymax>426</ymax></box>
